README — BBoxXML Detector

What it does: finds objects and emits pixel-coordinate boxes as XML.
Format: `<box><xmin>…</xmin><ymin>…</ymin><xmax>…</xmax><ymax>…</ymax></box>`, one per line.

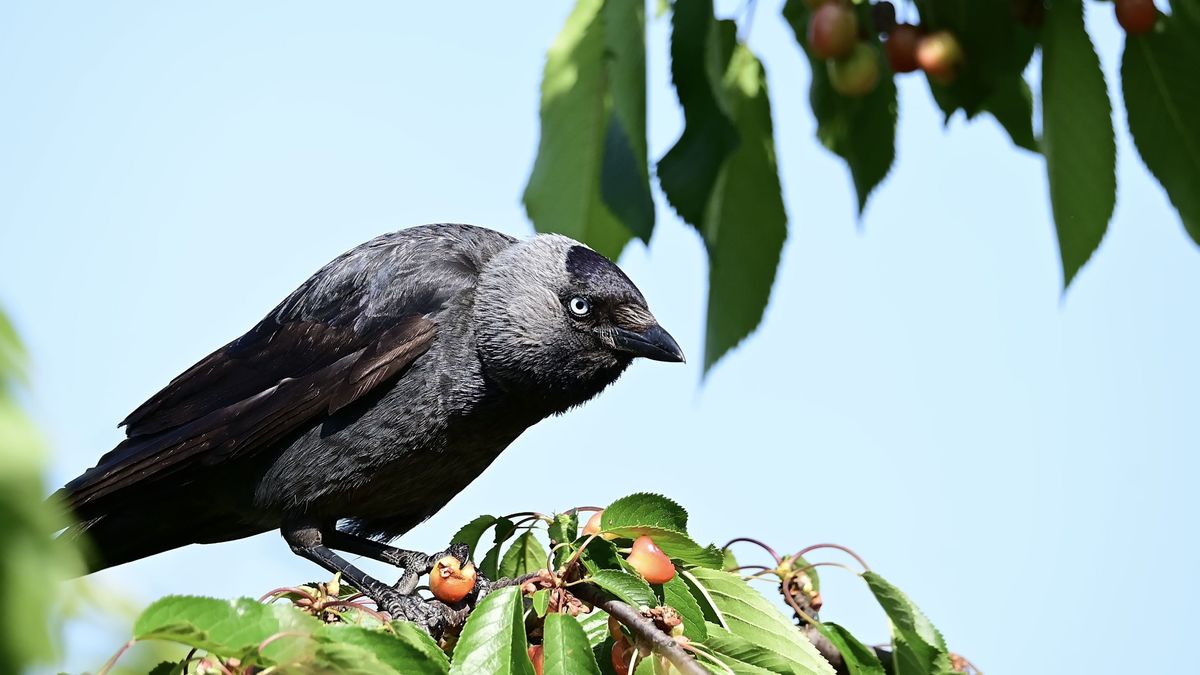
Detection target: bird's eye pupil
<box><xmin>568</xmin><ymin>296</ymin><xmax>590</xmax><ymax>317</ymax></box>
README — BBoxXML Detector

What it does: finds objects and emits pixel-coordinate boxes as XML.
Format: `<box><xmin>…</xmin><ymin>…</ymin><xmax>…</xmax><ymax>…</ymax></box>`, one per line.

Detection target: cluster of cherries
<box><xmin>806</xmin><ymin>0</ymin><xmax>965</xmax><ymax>95</ymax></box>
<box><xmin>809</xmin><ymin>0</ymin><xmax>1160</xmax><ymax>98</ymax></box>
<box><xmin>428</xmin><ymin>509</ymin><xmax>678</xmax><ymax>675</ymax></box>
<box><xmin>426</xmin><ymin>510</ymin><xmax>675</xmax><ymax>605</ymax></box>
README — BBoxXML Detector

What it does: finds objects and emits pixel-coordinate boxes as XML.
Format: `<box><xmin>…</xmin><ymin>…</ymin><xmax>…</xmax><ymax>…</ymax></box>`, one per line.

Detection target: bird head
<box><xmin>473</xmin><ymin>234</ymin><xmax>683</xmax><ymax>411</ymax></box>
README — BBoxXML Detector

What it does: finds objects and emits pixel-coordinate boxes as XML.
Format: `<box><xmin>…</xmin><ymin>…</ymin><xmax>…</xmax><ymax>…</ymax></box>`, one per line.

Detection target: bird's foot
<box><xmin>391</xmin><ymin>543</ymin><xmax>470</xmax><ymax>595</ymax></box>
<box><xmin>372</xmin><ymin>587</ymin><xmax>458</xmax><ymax>635</ymax></box>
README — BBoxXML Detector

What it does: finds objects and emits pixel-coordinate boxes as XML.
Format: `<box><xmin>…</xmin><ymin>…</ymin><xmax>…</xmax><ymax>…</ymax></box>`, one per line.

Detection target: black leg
<box><xmin>280</xmin><ymin>520</ymin><xmax>449</xmax><ymax>633</ymax></box>
<box><xmin>321</xmin><ymin>529</ymin><xmax>468</xmax><ymax>595</ymax></box>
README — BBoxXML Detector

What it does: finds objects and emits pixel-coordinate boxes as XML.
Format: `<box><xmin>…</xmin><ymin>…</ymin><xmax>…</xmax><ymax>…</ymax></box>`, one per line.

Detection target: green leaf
<box><xmin>600</xmin><ymin>0</ymin><xmax>655</xmax><ymax>243</ymax></box>
<box><xmin>861</xmin><ymin>571</ymin><xmax>953</xmax><ymax>675</ymax></box>
<box><xmin>579</xmin><ymin>537</ymin><xmax>626</xmax><ymax>575</ymax></box>
<box><xmin>1122</xmin><ymin>10</ymin><xmax>1200</xmax><ymax>245</ymax></box>
<box><xmin>657</xmin><ymin>0</ymin><xmax>739</xmax><ymax>226</ymax></box>
<box><xmin>533</xmin><ymin>589</ymin><xmax>552</xmax><ymax>618</ymax></box>
<box><xmin>524</xmin><ymin>0</ymin><xmax>653</xmax><ymax>258</ymax></box>
<box><xmin>133</xmin><ymin>596</ymin><xmax>319</xmax><ymax>664</ymax></box>
<box><xmin>983</xmin><ymin>76</ymin><xmax>1039</xmax><ymax>152</ymax></box>
<box><xmin>721</xmin><ymin>547</ymin><xmax>739</xmax><ymax>572</ymax></box>
<box><xmin>703</xmin><ymin>622</ymin><xmax>800</xmax><ymax>674</ymax></box>
<box><xmin>699</xmin><ymin>36</ymin><xmax>789</xmax><ymax>372</ymax></box>
<box><xmin>451</xmin><ymin>515</ymin><xmax>498</xmax><ymax>559</ymax></box>
<box><xmin>549</xmin><ymin>512</ymin><xmax>579</xmax><ymax>545</ymax></box>
<box><xmin>679</xmin><ymin>570</ymin><xmax>722</xmax><ymax>626</ymax></box>
<box><xmin>544</xmin><ymin>613</ymin><xmax>603</xmax><ymax>675</ymax></box>
<box><xmin>146</xmin><ymin>661</ymin><xmax>186</xmax><ymax>675</ymax></box>
<box><xmin>320</xmin><ymin>624</ymin><xmax>449</xmax><ymax>675</ymax></box>
<box><xmin>480</xmin><ymin>543</ymin><xmax>505</xmax><ymax>581</ymax></box>
<box><xmin>815</xmin><ymin>623</ymin><xmax>885</xmax><ymax>675</ymax></box>
<box><xmin>449</xmin><ymin>586</ymin><xmax>535</xmax><ymax>675</ymax></box>
<box><xmin>660</xmin><ymin>575</ymin><xmax>707</xmax><ymax>642</ymax></box>
<box><xmin>913</xmin><ymin>0</ymin><xmax>1038</xmax><ymax>118</ymax></box>
<box><xmin>1041</xmin><ymin>0</ymin><xmax>1116</xmax><ymax>287</ymax></box>
<box><xmin>500</xmin><ymin>531</ymin><xmax>549</xmax><ymax>579</ymax></box>
<box><xmin>309</xmin><ymin>640</ymin><xmax>406</xmax><ymax>675</ymax></box>
<box><xmin>590</xmin><ymin>570</ymin><xmax>658</xmax><ymax>609</ymax></box>
<box><xmin>598</xmin><ymin>493</ymin><xmax>720</xmax><ymax>567</ymax></box>
<box><xmin>480</xmin><ymin>517</ymin><xmax>518</xmax><ymax>579</ymax></box>
<box><xmin>577</xmin><ymin>610</ymin><xmax>610</xmax><ymax>650</ymax></box>
<box><xmin>685</xmin><ymin>569</ymin><xmax>834</xmax><ymax>675</ymax></box>
<box><xmin>783</xmin><ymin>0</ymin><xmax>896</xmax><ymax>213</ymax></box>
<box><xmin>603</xmin><ymin>493</ymin><xmax>690</xmax><ymax>534</ymax></box>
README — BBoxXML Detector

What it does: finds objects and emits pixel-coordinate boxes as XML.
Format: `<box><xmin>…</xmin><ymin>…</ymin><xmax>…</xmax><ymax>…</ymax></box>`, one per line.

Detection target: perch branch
<box><xmin>573</xmin><ymin>584</ymin><xmax>707</xmax><ymax>675</ymax></box>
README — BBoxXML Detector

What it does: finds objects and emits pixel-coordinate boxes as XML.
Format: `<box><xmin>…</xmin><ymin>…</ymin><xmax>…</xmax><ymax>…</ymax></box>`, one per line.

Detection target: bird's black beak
<box><xmin>611</xmin><ymin>324</ymin><xmax>685</xmax><ymax>363</ymax></box>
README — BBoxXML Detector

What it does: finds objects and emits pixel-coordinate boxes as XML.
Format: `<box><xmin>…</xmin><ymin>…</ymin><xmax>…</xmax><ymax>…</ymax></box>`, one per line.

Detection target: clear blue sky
<box><xmin>2</xmin><ymin>2</ymin><xmax>1196</xmax><ymax>673</ymax></box>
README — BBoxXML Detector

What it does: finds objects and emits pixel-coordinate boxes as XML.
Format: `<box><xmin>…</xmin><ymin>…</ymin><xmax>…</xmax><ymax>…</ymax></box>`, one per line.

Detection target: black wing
<box><xmin>62</xmin><ymin>224</ymin><xmax>513</xmax><ymax>514</ymax></box>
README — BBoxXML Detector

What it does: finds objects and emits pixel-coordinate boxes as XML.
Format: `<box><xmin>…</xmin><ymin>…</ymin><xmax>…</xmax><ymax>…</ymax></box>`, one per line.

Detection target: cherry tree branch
<box><xmin>572</xmin><ymin>584</ymin><xmax>707</xmax><ymax>675</ymax></box>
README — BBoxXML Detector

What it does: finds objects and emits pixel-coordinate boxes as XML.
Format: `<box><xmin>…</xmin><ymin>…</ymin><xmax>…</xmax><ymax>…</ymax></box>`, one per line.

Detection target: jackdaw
<box><xmin>57</xmin><ymin>223</ymin><xmax>683</xmax><ymax>628</ymax></box>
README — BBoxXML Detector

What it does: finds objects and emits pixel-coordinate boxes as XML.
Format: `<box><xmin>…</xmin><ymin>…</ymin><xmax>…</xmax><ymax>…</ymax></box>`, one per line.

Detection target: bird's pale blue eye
<box><xmin>568</xmin><ymin>296</ymin><xmax>590</xmax><ymax>317</ymax></box>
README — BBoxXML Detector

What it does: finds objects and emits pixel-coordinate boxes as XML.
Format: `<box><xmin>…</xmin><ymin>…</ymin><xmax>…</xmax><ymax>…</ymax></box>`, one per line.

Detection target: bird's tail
<box><xmin>59</xmin><ymin>496</ymin><xmax>268</xmax><ymax>574</ymax></box>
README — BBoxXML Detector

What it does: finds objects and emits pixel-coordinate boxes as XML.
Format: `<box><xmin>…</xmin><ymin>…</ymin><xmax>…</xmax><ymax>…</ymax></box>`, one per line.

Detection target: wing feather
<box><xmin>61</xmin><ymin>224</ymin><xmax>516</xmax><ymax>515</ymax></box>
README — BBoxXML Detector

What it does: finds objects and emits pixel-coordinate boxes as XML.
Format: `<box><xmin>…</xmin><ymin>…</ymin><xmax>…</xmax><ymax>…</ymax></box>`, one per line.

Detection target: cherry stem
<box><xmin>258</xmin><ymin>586</ymin><xmax>315</xmax><ymax>603</ymax></box>
<box><xmin>730</xmin><ymin>564</ymin><xmax>773</xmax><ymax>574</ymax></box>
<box><xmin>96</xmin><ymin>639</ymin><xmax>135</xmax><ymax>675</ymax></box>
<box><xmin>795</xmin><ymin>561</ymin><xmax>859</xmax><ymax>577</ymax></box>
<box><xmin>502</xmin><ymin>511</ymin><xmax>549</xmax><ymax>523</ymax></box>
<box><xmin>570</xmin><ymin>506</ymin><xmax>604</xmax><ymax>513</ymax></box>
<box><xmin>741</xmin><ymin>570</ymin><xmax>783</xmax><ymax>584</ymax></box>
<box><xmin>794</xmin><ymin>543</ymin><xmax>870</xmax><ymax>571</ymax></box>
<box><xmin>509</xmin><ymin>514</ymin><xmax>550</xmax><ymax>530</ymax></box>
<box><xmin>560</xmin><ymin>532</ymin><xmax>600</xmax><ymax>574</ymax></box>
<box><xmin>722</xmin><ymin>537</ymin><xmax>782</xmax><ymax>565</ymax></box>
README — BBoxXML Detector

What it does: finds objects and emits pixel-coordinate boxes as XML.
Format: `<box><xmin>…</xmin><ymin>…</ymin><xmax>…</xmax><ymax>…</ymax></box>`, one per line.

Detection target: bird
<box><xmin>55</xmin><ymin>223</ymin><xmax>683</xmax><ymax>629</ymax></box>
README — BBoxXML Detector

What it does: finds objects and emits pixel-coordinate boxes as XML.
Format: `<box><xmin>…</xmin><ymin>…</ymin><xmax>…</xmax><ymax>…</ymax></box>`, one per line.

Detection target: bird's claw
<box><xmin>373</xmin><ymin>587</ymin><xmax>450</xmax><ymax>635</ymax></box>
<box><xmin>390</xmin><ymin>544</ymin><xmax>471</xmax><ymax>595</ymax></box>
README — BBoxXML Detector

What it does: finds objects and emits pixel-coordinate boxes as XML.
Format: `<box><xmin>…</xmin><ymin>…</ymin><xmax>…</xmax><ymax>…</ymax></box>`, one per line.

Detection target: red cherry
<box><xmin>528</xmin><ymin>645</ymin><xmax>544</xmax><ymax>675</ymax></box>
<box><xmin>916</xmin><ymin>30</ymin><xmax>964</xmax><ymax>85</ymax></box>
<box><xmin>625</xmin><ymin>536</ymin><xmax>676</xmax><ymax>585</ymax></box>
<box><xmin>1116</xmin><ymin>0</ymin><xmax>1157</xmax><ymax>35</ymax></box>
<box><xmin>885</xmin><ymin>24</ymin><xmax>921</xmax><ymax>74</ymax></box>
<box><xmin>808</xmin><ymin>3</ymin><xmax>859</xmax><ymax>60</ymax></box>
<box><xmin>827</xmin><ymin>43</ymin><xmax>880</xmax><ymax>97</ymax></box>
<box><xmin>583</xmin><ymin>510</ymin><xmax>604</xmax><ymax>536</ymax></box>
<box><xmin>429</xmin><ymin>556</ymin><xmax>477</xmax><ymax>603</ymax></box>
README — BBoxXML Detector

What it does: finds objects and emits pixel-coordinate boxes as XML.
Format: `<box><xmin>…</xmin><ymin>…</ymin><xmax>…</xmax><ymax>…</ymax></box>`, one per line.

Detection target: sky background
<box><xmin>1</xmin><ymin>1</ymin><xmax>1196</xmax><ymax>673</ymax></box>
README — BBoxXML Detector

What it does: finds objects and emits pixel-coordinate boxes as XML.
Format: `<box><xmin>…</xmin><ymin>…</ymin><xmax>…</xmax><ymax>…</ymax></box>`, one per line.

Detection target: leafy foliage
<box><xmin>783</xmin><ymin>0</ymin><xmax>897</xmax><ymax>212</ymax></box>
<box><xmin>1121</xmin><ymin>1</ymin><xmax>1200</xmax><ymax>245</ymax></box>
<box><xmin>686</xmin><ymin>567</ymin><xmax>832</xmax><ymax>675</ymax></box>
<box><xmin>1041</xmin><ymin>0</ymin><xmax>1116</xmax><ymax>287</ymax></box>
<box><xmin>96</xmin><ymin>493</ymin><xmax>975</xmax><ymax>675</ymax></box>
<box><xmin>523</xmin><ymin>0</ymin><xmax>652</xmax><ymax>259</ymax></box>
<box><xmin>523</xmin><ymin>0</ymin><xmax>1200</xmax><ymax>373</ymax></box>
<box><xmin>0</xmin><ymin>311</ymin><xmax>81</xmax><ymax>673</ymax></box>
